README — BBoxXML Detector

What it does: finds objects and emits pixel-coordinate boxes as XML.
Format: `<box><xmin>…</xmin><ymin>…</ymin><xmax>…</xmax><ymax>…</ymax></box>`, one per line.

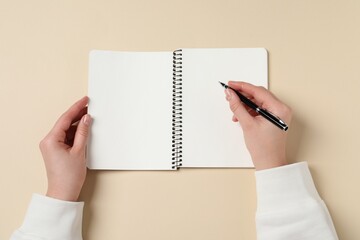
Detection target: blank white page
<box><xmin>181</xmin><ymin>48</ymin><xmax>268</xmax><ymax>167</ymax></box>
<box><xmin>88</xmin><ymin>50</ymin><xmax>173</xmax><ymax>170</ymax></box>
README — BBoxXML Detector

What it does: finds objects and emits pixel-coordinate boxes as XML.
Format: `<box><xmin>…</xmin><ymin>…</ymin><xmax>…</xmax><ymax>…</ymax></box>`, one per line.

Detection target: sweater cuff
<box><xmin>18</xmin><ymin>194</ymin><xmax>84</xmax><ymax>240</ymax></box>
<box><xmin>255</xmin><ymin>162</ymin><xmax>321</xmax><ymax>213</ymax></box>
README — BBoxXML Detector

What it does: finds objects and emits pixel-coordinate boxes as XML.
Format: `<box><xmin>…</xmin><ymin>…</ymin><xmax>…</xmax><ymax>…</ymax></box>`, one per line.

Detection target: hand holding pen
<box><xmin>222</xmin><ymin>81</ymin><xmax>292</xmax><ymax>171</ymax></box>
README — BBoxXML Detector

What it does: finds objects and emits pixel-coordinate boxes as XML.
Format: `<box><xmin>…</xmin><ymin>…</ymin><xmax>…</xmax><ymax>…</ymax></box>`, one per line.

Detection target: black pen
<box><xmin>219</xmin><ymin>82</ymin><xmax>288</xmax><ymax>131</ymax></box>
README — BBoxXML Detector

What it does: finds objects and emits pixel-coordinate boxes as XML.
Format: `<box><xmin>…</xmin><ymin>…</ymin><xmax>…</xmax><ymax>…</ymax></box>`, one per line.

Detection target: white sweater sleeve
<box><xmin>10</xmin><ymin>194</ymin><xmax>84</xmax><ymax>240</ymax></box>
<box><xmin>10</xmin><ymin>163</ymin><xmax>338</xmax><ymax>240</ymax></box>
<box><xmin>255</xmin><ymin>162</ymin><xmax>338</xmax><ymax>240</ymax></box>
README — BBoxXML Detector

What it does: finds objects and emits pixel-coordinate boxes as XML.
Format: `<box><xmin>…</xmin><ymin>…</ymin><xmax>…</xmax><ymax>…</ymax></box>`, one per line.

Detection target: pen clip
<box><xmin>259</xmin><ymin>108</ymin><xmax>288</xmax><ymax>131</ymax></box>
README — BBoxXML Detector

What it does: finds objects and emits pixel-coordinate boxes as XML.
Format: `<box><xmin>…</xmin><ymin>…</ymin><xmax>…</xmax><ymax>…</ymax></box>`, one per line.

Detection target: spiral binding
<box><xmin>172</xmin><ymin>49</ymin><xmax>183</xmax><ymax>169</ymax></box>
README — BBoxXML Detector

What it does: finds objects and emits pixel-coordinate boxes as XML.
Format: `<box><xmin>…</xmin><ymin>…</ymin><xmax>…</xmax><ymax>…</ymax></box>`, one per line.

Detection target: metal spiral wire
<box><xmin>172</xmin><ymin>49</ymin><xmax>183</xmax><ymax>169</ymax></box>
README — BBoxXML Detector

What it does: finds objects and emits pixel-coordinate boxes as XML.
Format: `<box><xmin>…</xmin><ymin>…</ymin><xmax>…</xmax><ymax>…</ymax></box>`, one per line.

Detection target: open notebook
<box><xmin>88</xmin><ymin>48</ymin><xmax>268</xmax><ymax>170</ymax></box>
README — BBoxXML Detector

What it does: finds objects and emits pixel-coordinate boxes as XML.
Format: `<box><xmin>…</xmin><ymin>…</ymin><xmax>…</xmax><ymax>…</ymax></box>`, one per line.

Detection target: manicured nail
<box><xmin>225</xmin><ymin>89</ymin><xmax>232</xmax><ymax>101</ymax></box>
<box><xmin>83</xmin><ymin>114</ymin><xmax>92</xmax><ymax>126</ymax></box>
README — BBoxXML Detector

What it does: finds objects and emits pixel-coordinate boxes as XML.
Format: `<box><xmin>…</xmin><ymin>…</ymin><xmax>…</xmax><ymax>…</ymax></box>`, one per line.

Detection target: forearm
<box><xmin>255</xmin><ymin>162</ymin><xmax>338</xmax><ymax>240</ymax></box>
<box><xmin>10</xmin><ymin>194</ymin><xmax>84</xmax><ymax>240</ymax></box>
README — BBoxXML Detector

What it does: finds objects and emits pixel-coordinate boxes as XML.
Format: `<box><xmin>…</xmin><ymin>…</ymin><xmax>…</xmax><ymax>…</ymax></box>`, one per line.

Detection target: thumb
<box><xmin>225</xmin><ymin>89</ymin><xmax>252</xmax><ymax>129</ymax></box>
<box><xmin>72</xmin><ymin>114</ymin><xmax>92</xmax><ymax>153</ymax></box>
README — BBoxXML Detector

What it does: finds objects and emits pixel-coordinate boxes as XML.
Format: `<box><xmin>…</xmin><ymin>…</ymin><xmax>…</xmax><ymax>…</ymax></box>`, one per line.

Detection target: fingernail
<box><xmin>225</xmin><ymin>89</ymin><xmax>232</xmax><ymax>101</ymax></box>
<box><xmin>83</xmin><ymin>114</ymin><xmax>92</xmax><ymax>126</ymax></box>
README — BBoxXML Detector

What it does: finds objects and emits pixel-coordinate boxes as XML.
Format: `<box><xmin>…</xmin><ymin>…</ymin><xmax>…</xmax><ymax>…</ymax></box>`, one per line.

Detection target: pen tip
<box><xmin>219</xmin><ymin>81</ymin><xmax>227</xmax><ymax>89</ymax></box>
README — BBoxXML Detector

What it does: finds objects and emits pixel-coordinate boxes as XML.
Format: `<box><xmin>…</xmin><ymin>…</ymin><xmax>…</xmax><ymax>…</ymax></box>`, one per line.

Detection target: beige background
<box><xmin>1</xmin><ymin>0</ymin><xmax>359</xmax><ymax>239</ymax></box>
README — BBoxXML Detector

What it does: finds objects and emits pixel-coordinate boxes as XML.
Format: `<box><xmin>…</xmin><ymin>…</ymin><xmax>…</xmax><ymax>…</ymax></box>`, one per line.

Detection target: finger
<box><xmin>232</xmin><ymin>115</ymin><xmax>238</xmax><ymax>122</ymax></box>
<box><xmin>228</xmin><ymin>81</ymin><xmax>280</xmax><ymax>109</ymax></box>
<box><xmin>228</xmin><ymin>81</ymin><xmax>292</xmax><ymax>123</ymax></box>
<box><xmin>51</xmin><ymin>96</ymin><xmax>89</xmax><ymax>136</ymax></box>
<box><xmin>225</xmin><ymin>88</ymin><xmax>253</xmax><ymax>128</ymax></box>
<box><xmin>71</xmin><ymin>107</ymin><xmax>88</xmax><ymax>125</ymax></box>
<box><xmin>72</xmin><ymin>114</ymin><xmax>92</xmax><ymax>153</ymax></box>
